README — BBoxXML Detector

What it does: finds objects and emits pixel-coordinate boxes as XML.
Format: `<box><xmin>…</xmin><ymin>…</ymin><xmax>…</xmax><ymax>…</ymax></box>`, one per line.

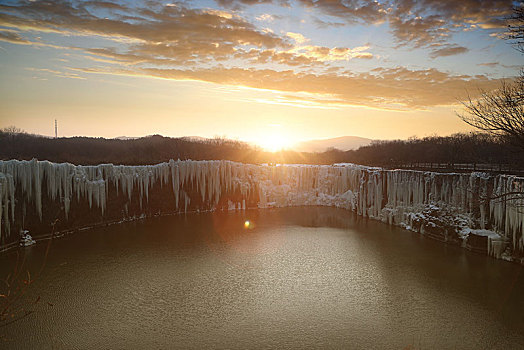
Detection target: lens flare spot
<box><xmin>244</xmin><ymin>220</ymin><xmax>251</xmax><ymax>229</ymax></box>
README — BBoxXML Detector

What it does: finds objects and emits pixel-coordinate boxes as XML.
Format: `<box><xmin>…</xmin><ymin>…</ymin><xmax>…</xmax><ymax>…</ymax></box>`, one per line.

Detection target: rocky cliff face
<box><xmin>1</xmin><ymin>159</ymin><xmax>523</xmax><ymax>262</ymax></box>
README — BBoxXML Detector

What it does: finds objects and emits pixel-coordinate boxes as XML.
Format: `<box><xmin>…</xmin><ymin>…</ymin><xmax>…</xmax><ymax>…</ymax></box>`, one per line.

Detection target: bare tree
<box><xmin>459</xmin><ymin>77</ymin><xmax>524</xmax><ymax>150</ymax></box>
<box><xmin>0</xmin><ymin>126</ymin><xmax>25</xmax><ymax>135</ymax></box>
<box><xmin>458</xmin><ymin>5</ymin><xmax>524</xmax><ymax>151</ymax></box>
<box><xmin>506</xmin><ymin>5</ymin><xmax>524</xmax><ymax>53</ymax></box>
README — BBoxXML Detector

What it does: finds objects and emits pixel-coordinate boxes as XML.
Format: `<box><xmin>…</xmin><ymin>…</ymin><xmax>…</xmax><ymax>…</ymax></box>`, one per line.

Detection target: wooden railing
<box><xmin>385</xmin><ymin>163</ymin><xmax>524</xmax><ymax>175</ymax></box>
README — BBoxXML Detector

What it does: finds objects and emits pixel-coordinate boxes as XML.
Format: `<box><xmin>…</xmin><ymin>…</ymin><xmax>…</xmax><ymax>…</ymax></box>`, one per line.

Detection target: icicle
<box><xmin>1</xmin><ymin>158</ymin><xmax>523</xmax><ymax>256</ymax></box>
<box><xmin>0</xmin><ymin>173</ymin><xmax>15</xmax><ymax>239</ymax></box>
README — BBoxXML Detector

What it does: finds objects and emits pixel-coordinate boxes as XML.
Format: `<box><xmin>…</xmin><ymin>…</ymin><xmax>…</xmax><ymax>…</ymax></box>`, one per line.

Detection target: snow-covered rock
<box><xmin>19</xmin><ymin>229</ymin><xmax>35</xmax><ymax>247</ymax></box>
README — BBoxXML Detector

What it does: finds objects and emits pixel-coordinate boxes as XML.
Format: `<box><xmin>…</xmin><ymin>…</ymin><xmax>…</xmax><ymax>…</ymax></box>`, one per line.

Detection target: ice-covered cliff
<box><xmin>0</xmin><ymin>159</ymin><xmax>523</xmax><ymax>260</ymax></box>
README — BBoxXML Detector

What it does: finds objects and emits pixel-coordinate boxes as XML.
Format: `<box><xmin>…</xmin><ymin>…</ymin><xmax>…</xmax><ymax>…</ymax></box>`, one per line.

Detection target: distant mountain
<box><xmin>293</xmin><ymin>136</ymin><xmax>372</xmax><ymax>152</ymax></box>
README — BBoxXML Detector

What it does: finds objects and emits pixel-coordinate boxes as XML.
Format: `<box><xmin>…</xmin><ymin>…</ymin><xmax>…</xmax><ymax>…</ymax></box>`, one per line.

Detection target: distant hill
<box><xmin>293</xmin><ymin>136</ymin><xmax>372</xmax><ymax>152</ymax></box>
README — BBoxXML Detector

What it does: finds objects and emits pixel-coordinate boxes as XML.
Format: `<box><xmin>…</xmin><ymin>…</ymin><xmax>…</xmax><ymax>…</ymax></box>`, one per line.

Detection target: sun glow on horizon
<box><xmin>255</xmin><ymin>125</ymin><xmax>295</xmax><ymax>152</ymax></box>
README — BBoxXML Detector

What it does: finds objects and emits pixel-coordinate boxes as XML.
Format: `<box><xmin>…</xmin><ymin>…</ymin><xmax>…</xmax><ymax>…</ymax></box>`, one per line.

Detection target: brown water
<box><xmin>0</xmin><ymin>207</ymin><xmax>523</xmax><ymax>349</ymax></box>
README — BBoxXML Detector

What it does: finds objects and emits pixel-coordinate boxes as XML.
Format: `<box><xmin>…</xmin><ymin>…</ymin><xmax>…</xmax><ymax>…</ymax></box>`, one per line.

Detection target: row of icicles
<box><xmin>0</xmin><ymin>159</ymin><xmax>523</xmax><ymax>252</ymax></box>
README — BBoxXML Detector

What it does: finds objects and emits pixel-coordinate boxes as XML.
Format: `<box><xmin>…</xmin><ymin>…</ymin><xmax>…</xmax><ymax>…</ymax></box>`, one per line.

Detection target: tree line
<box><xmin>1</xmin><ymin>130</ymin><xmax>523</xmax><ymax>172</ymax></box>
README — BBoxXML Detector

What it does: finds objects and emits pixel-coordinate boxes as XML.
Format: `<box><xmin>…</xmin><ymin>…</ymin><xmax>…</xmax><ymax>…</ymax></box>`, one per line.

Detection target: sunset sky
<box><xmin>0</xmin><ymin>0</ymin><xmax>522</xmax><ymax>147</ymax></box>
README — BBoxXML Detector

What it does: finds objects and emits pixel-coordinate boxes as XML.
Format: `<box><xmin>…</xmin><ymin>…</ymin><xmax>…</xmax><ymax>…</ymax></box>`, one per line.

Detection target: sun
<box><xmin>256</xmin><ymin>127</ymin><xmax>294</xmax><ymax>152</ymax></box>
<box><xmin>258</xmin><ymin>134</ymin><xmax>289</xmax><ymax>152</ymax></box>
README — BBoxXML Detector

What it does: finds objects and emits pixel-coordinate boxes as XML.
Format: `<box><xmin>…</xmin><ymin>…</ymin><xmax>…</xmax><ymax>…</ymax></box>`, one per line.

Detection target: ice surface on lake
<box><xmin>0</xmin><ymin>159</ymin><xmax>523</xmax><ymax>256</ymax></box>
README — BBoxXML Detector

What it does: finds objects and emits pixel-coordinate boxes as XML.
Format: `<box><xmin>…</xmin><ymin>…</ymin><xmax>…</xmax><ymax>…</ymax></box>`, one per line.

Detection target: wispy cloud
<box><xmin>25</xmin><ymin>67</ymin><xmax>86</xmax><ymax>80</ymax></box>
<box><xmin>70</xmin><ymin>65</ymin><xmax>504</xmax><ymax>109</ymax></box>
<box><xmin>477</xmin><ymin>62</ymin><xmax>499</xmax><ymax>67</ymax></box>
<box><xmin>430</xmin><ymin>45</ymin><xmax>469</xmax><ymax>58</ymax></box>
<box><xmin>0</xmin><ymin>29</ymin><xmax>31</xmax><ymax>45</ymax></box>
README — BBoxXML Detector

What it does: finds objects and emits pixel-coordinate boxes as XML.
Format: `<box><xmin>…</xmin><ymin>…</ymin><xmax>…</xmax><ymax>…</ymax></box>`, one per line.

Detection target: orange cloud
<box><xmin>70</xmin><ymin>65</ymin><xmax>504</xmax><ymax>109</ymax></box>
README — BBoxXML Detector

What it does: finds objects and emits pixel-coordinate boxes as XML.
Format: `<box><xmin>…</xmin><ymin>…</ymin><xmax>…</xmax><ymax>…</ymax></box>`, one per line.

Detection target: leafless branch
<box><xmin>506</xmin><ymin>6</ymin><xmax>524</xmax><ymax>53</ymax></box>
<box><xmin>0</xmin><ymin>220</ymin><xmax>58</xmax><ymax>331</ymax></box>
<box><xmin>458</xmin><ymin>76</ymin><xmax>524</xmax><ymax>150</ymax></box>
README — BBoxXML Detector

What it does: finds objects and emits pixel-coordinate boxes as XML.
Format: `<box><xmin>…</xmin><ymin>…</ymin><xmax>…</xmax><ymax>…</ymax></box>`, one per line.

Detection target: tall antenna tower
<box><xmin>55</xmin><ymin>119</ymin><xmax>57</xmax><ymax>139</ymax></box>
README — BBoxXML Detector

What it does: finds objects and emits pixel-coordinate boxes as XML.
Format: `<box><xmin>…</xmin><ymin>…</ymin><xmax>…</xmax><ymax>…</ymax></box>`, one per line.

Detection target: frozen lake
<box><xmin>1</xmin><ymin>207</ymin><xmax>523</xmax><ymax>349</ymax></box>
